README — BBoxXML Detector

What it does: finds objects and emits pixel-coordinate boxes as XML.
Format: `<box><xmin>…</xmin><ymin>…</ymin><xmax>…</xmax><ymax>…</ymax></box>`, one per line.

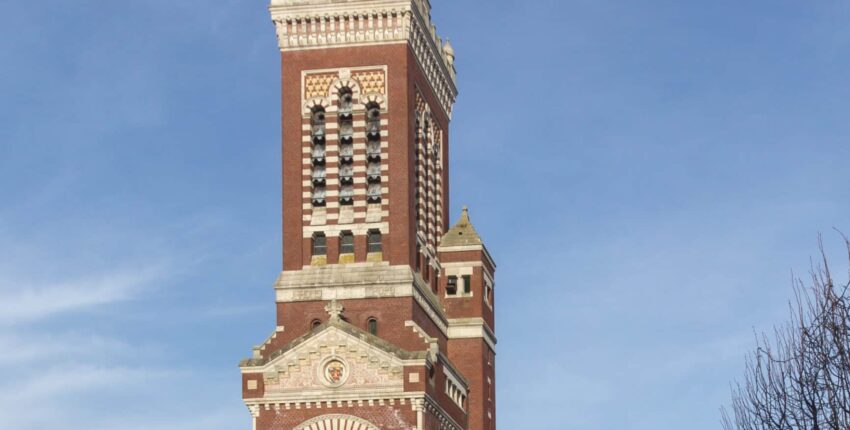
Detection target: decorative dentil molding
<box><xmin>269</xmin><ymin>0</ymin><xmax>458</xmax><ymax>118</ymax></box>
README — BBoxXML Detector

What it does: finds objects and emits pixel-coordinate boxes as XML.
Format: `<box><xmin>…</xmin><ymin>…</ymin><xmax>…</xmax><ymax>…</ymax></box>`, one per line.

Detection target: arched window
<box><xmin>339</xmin><ymin>119</ymin><xmax>354</xmax><ymax>141</ymax></box>
<box><xmin>311</xmin><ymin>145</ymin><xmax>326</xmax><ymax>164</ymax></box>
<box><xmin>366</xmin><ymin>137</ymin><xmax>381</xmax><ymax>159</ymax></box>
<box><xmin>338</xmin><ymin>88</ymin><xmax>354</xmax><ymax>117</ymax></box>
<box><xmin>312</xmin><ymin>187</ymin><xmax>326</xmax><ymax>205</ymax></box>
<box><xmin>414</xmin><ymin>118</ymin><xmax>423</xmax><ymax>231</ymax></box>
<box><xmin>339</xmin><ymin>140</ymin><xmax>354</xmax><ymax>159</ymax></box>
<box><xmin>295</xmin><ymin>415</ymin><xmax>380</xmax><ymax>430</ymax></box>
<box><xmin>311</xmin><ymin>107</ymin><xmax>326</xmax><ymax>136</ymax></box>
<box><xmin>338</xmin><ymin>89</ymin><xmax>355</xmax><ymax>205</ymax></box>
<box><xmin>312</xmin><ymin>164</ymin><xmax>327</xmax><ymax>184</ymax></box>
<box><xmin>365</xmin><ymin>103</ymin><xmax>382</xmax><ymax>204</ymax></box>
<box><xmin>366</xmin><ymin>104</ymin><xmax>381</xmax><ymax>135</ymax></box>
<box><xmin>339</xmin><ymin>185</ymin><xmax>354</xmax><ymax>205</ymax></box>
<box><xmin>312</xmin><ymin>233</ymin><xmax>327</xmax><ymax>256</ymax></box>
<box><xmin>367</xmin><ymin>230</ymin><xmax>382</xmax><ymax>253</ymax></box>
<box><xmin>367</xmin><ymin>183</ymin><xmax>382</xmax><ymax>202</ymax></box>
<box><xmin>310</xmin><ymin>107</ymin><xmax>327</xmax><ymax>207</ymax></box>
<box><xmin>367</xmin><ymin>162</ymin><xmax>381</xmax><ymax>180</ymax></box>
<box><xmin>339</xmin><ymin>163</ymin><xmax>354</xmax><ymax>185</ymax></box>
<box><xmin>311</xmin><ymin>319</ymin><xmax>322</xmax><ymax>330</ymax></box>
<box><xmin>367</xmin><ymin>318</ymin><xmax>378</xmax><ymax>335</ymax></box>
<box><xmin>340</xmin><ymin>231</ymin><xmax>354</xmax><ymax>255</ymax></box>
<box><xmin>422</xmin><ymin>119</ymin><xmax>432</xmax><ymax>232</ymax></box>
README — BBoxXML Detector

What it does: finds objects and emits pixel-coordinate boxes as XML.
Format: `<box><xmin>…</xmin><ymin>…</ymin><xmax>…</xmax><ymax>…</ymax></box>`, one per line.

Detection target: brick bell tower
<box><xmin>240</xmin><ymin>1</ymin><xmax>497</xmax><ymax>429</ymax></box>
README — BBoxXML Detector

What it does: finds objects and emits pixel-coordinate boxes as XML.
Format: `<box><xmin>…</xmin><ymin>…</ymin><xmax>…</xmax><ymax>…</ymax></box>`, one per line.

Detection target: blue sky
<box><xmin>1</xmin><ymin>1</ymin><xmax>849</xmax><ymax>429</ymax></box>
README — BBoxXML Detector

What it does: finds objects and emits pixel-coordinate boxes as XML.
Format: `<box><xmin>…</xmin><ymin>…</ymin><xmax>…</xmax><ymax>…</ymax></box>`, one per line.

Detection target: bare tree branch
<box><xmin>723</xmin><ymin>236</ymin><xmax>850</xmax><ymax>430</ymax></box>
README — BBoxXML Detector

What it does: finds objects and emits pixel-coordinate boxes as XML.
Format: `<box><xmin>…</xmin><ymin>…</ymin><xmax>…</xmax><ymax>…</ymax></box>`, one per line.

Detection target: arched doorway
<box><xmin>295</xmin><ymin>414</ymin><xmax>380</xmax><ymax>430</ymax></box>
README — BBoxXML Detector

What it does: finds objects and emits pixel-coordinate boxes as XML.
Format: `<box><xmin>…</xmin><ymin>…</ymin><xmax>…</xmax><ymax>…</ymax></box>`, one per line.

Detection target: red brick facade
<box><xmin>240</xmin><ymin>2</ymin><xmax>495</xmax><ymax>429</ymax></box>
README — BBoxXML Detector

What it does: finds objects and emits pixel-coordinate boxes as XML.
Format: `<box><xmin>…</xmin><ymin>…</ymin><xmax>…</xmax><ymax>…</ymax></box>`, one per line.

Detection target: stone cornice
<box><xmin>274</xmin><ymin>265</ymin><xmax>451</xmax><ymax>336</ymax></box>
<box><xmin>447</xmin><ymin>318</ymin><xmax>497</xmax><ymax>351</ymax></box>
<box><xmin>245</xmin><ymin>394</ymin><xmax>423</xmax><ymax>412</ymax></box>
<box><xmin>269</xmin><ymin>0</ymin><xmax>458</xmax><ymax>118</ymax></box>
<box><xmin>437</xmin><ymin>243</ymin><xmax>498</xmax><ymax>271</ymax></box>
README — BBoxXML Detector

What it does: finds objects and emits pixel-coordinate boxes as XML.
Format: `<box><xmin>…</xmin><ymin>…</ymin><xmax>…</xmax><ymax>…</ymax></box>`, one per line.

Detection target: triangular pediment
<box><xmin>246</xmin><ymin>322</ymin><xmax>426</xmax><ymax>401</ymax></box>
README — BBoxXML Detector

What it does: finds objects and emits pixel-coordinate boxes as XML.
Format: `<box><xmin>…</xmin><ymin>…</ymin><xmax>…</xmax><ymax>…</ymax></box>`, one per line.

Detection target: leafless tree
<box><xmin>722</xmin><ymin>235</ymin><xmax>850</xmax><ymax>430</ymax></box>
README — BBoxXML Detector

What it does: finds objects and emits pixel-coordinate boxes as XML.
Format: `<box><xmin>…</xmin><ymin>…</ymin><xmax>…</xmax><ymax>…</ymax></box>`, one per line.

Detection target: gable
<box><xmin>250</xmin><ymin>325</ymin><xmax>421</xmax><ymax>401</ymax></box>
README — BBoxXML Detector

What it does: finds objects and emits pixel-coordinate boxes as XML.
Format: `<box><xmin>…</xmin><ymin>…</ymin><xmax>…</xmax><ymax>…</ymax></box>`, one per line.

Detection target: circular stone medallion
<box><xmin>322</xmin><ymin>359</ymin><xmax>347</xmax><ymax>387</ymax></box>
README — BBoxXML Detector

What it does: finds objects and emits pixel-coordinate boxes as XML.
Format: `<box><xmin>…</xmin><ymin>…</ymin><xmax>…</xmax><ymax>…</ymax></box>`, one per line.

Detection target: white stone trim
<box><xmin>244</xmin><ymin>393</ymin><xmax>421</xmax><ymax>415</ymax></box>
<box><xmin>447</xmin><ymin>317</ymin><xmax>497</xmax><ymax>351</ymax></box>
<box><xmin>442</xmin><ymin>364</ymin><xmax>467</xmax><ymax>410</ymax></box>
<box><xmin>405</xmin><ymin>320</ymin><xmax>438</xmax><ymax>345</ymax></box>
<box><xmin>410</xmin><ymin>284</ymin><xmax>448</xmax><ymax>334</ymax></box>
<box><xmin>242</xmin><ymin>326</ymin><xmax>423</xmax><ymax>404</ymax></box>
<box><xmin>302</xmin><ymin>222</ymin><xmax>388</xmax><ymax>237</ymax></box>
<box><xmin>438</xmin><ymin>244</ymin><xmax>497</xmax><ymax>271</ymax></box>
<box><xmin>443</xmin><ymin>266</ymin><xmax>473</xmax><ymax>276</ymax></box>
<box><xmin>275</xmin><ymin>265</ymin><xmax>450</xmax><ymax>336</ymax></box>
<box><xmin>439</xmin><ymin>261</ymin><xmax>482</xmax><ymax>269</ymax></box>
<box><xmin>253</xmin><ymin>326</ymin><xmax>286</xmax><ymax>358</ymax></box>
<box><xmin>270</xmin><ymin>0</ymin><xmax>457</xmax><ymax>118</ymax></box>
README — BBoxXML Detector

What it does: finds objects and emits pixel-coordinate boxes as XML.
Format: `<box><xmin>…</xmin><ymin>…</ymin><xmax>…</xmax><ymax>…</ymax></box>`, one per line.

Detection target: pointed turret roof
<box><xmin>440</xmin><ymin>206</ymin><xmax>483</xmax><ymax>248</ymax></box>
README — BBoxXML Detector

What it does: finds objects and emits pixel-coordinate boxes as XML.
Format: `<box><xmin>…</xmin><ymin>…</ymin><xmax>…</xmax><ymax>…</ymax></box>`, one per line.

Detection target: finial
<box><xmin>325</xmin><ymin>299</ymin><xmax>344</xmax><ymax>322</ymax></box>
<box><xmin>443</xmin><ymin>39</ymin><xmax>455</xmax><ymax>65</ymax></box>
<box><xmin>460</xmin><ymin>206</ymin><xmax>470</xmax><ymax>223</ymax></box>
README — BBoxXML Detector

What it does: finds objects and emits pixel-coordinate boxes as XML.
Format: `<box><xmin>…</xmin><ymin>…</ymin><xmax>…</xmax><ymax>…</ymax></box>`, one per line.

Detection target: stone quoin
<box><xmin>239</xmin><ymin>1</ymin><xmax>497</xmax><ymax>429</ymax></box>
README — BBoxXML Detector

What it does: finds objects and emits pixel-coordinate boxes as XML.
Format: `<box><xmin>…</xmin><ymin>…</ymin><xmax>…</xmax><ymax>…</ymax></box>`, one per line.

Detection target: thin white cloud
<box><xmin>0</xmin><ymin>332</ymin><xmax>145</xmax><ymax>367</ymax></box>
<box><xmin>198</xmin><ymin>302</ymin><xmax>269</xmax><ymax>318</ymax></box>
<box><xmin>88</xmin><ymin>408</ymin><xmax>246</xmax><ymax>430</ymax></box>
<box><xmin>0</xmin><ymin>266</ymin><xmax>166</xmax><ymax>325</ymax></box>
<box><xmin>0</xmin><ymin>365</ymin><xmax>176</xmax><ymax>429</ymax></box>
<box><xmin>0</xmin><ymin>365</ymin><xmax>169</xmax><ymax>403</ymax></box>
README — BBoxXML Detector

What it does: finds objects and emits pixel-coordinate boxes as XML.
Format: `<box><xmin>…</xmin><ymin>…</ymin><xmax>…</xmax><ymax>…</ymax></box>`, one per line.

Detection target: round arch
<box><xmin>331</xmin><ymin>79</ymin><xmax>364</xmax><ymax>105</ymax></box>
<box><xmin>303</xmin><ymin>97</ymin><xmax>331</xmax><ymax>116</ymax></box>
<box><xmin>295</xmin><ymin>414</ymin><xmax>379</xmax><ymax>430</ymax></box>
